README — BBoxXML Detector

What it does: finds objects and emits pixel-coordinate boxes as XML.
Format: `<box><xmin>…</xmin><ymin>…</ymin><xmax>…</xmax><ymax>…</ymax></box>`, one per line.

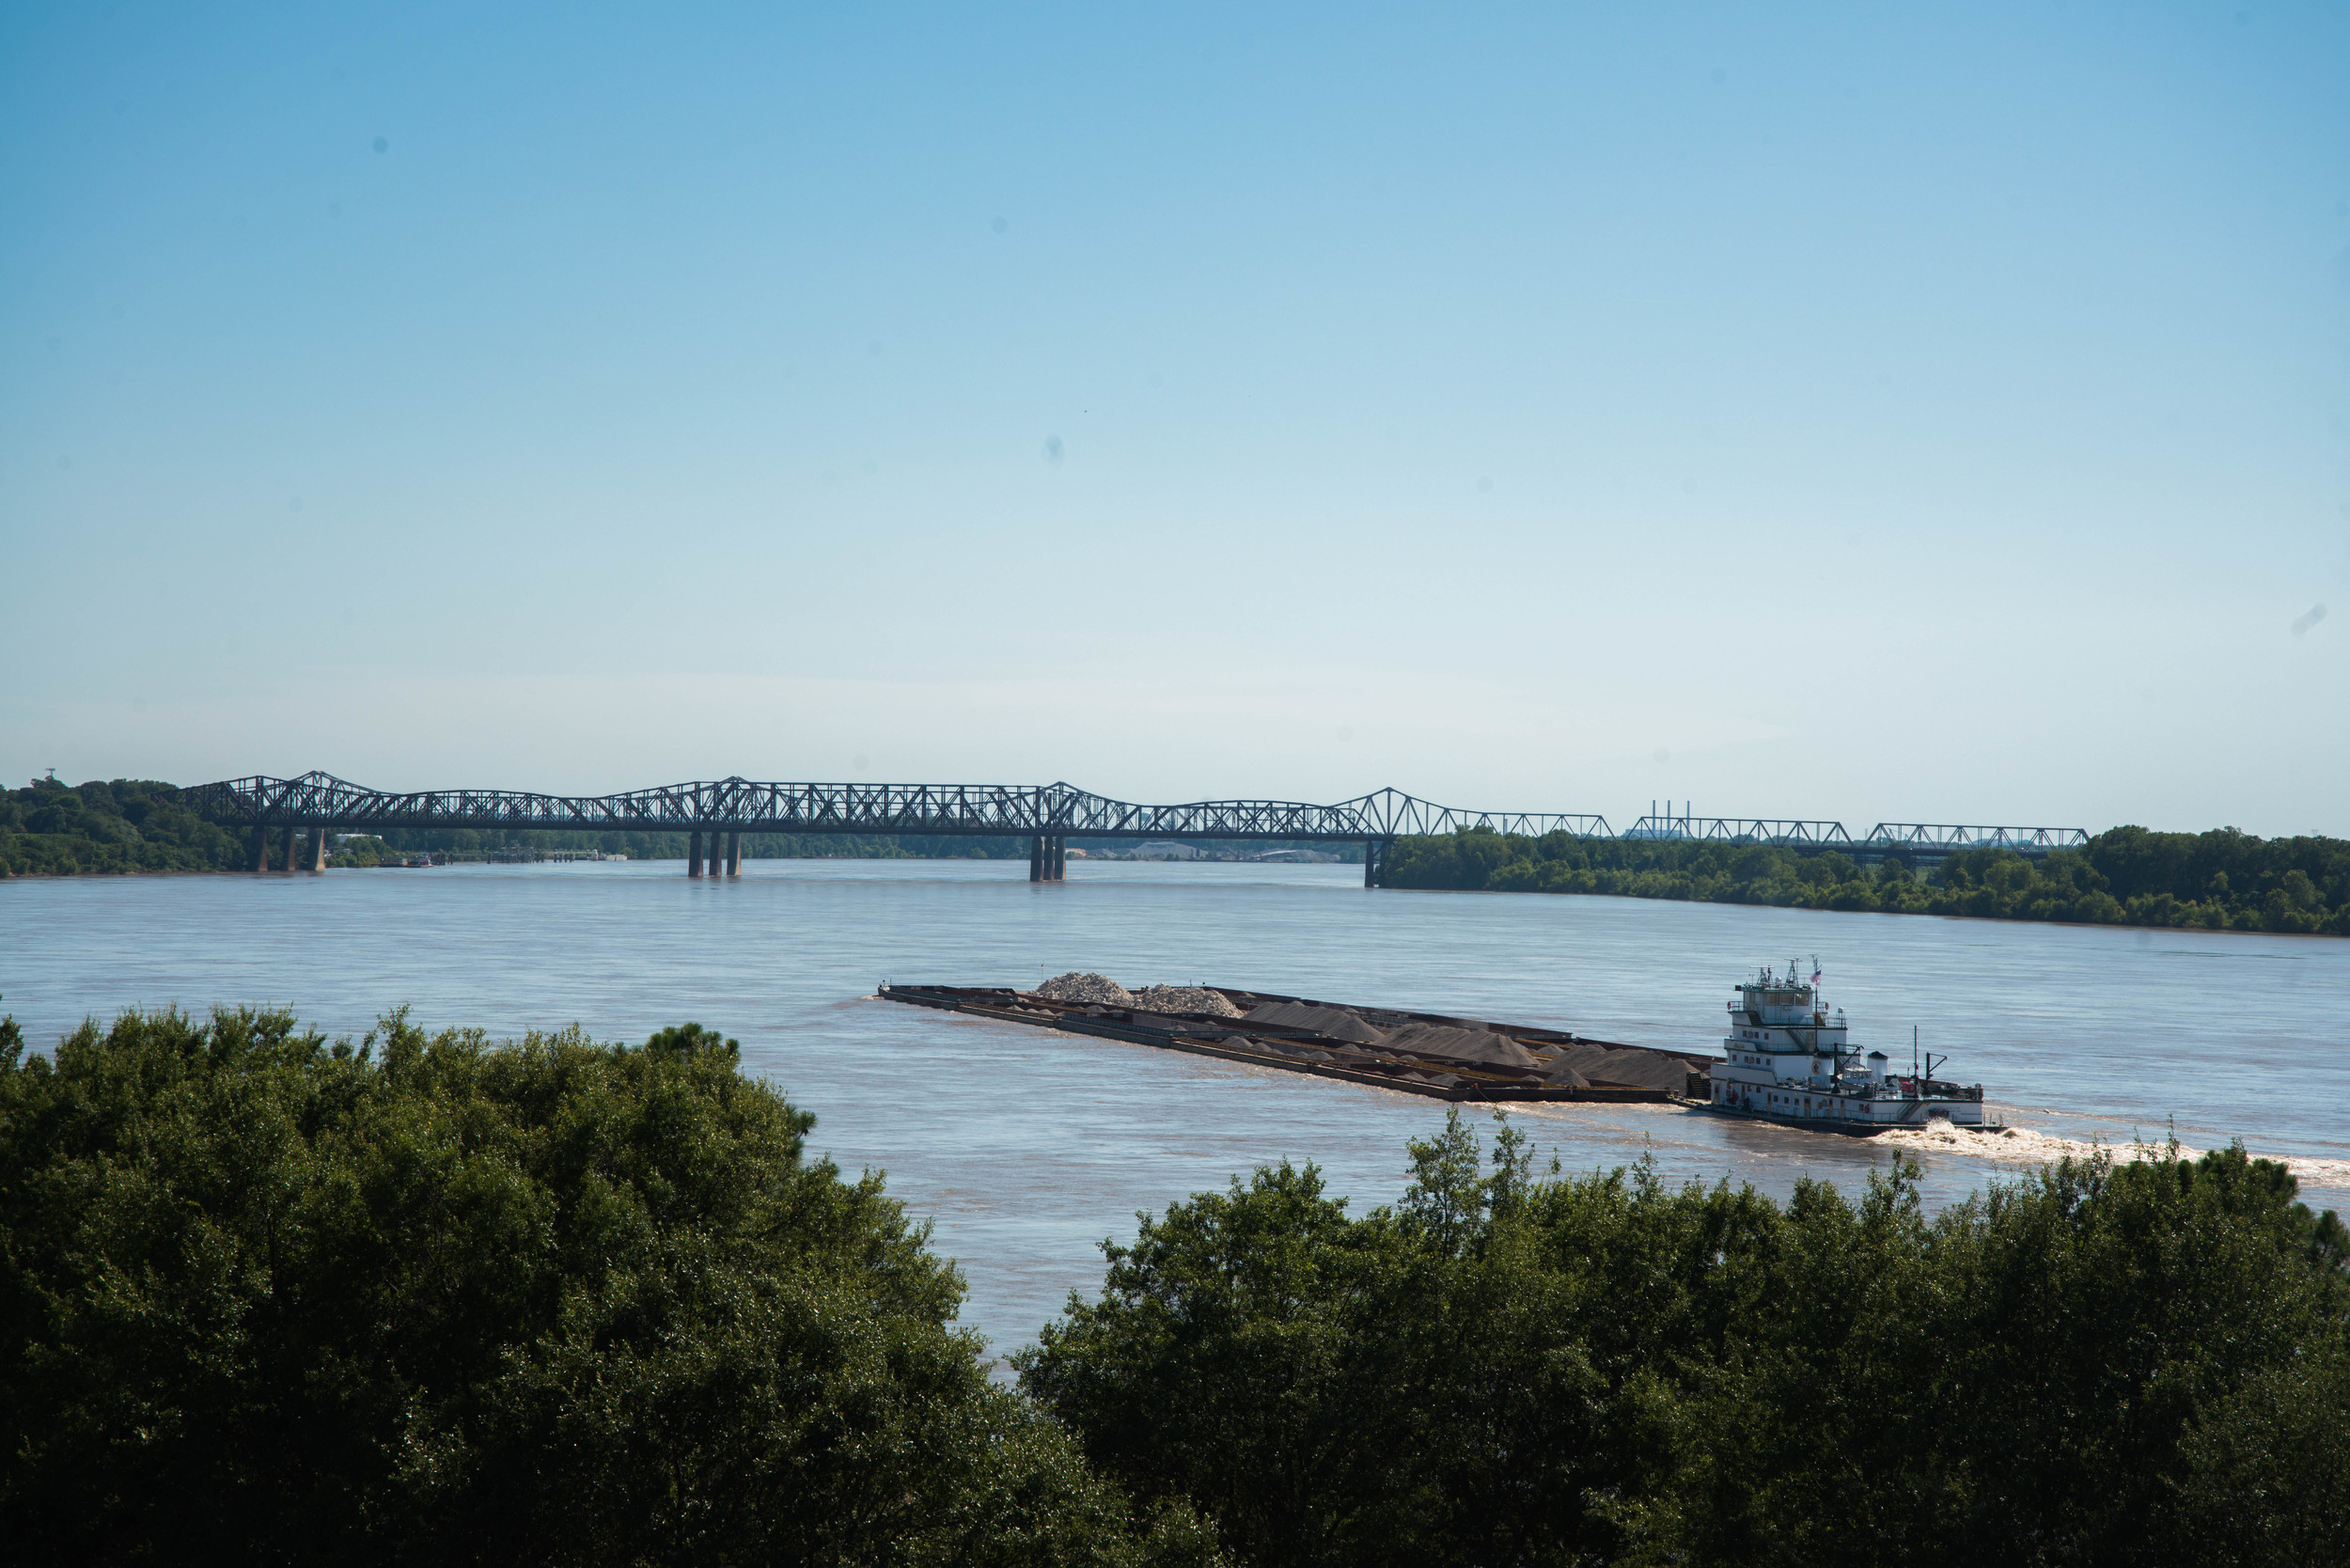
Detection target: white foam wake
<box><xmin>1873</xmin><ymin>1121</ymin><xmax>2350</xmax><ymax>1192</ymax></box>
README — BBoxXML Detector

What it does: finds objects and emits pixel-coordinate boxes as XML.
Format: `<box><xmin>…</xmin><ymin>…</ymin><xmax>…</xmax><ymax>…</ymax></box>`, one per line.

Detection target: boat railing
<box><xmin>1890</xmin><ymin>1080</ymin><xmax>1982</xmax><ymax>1101</ymax></box>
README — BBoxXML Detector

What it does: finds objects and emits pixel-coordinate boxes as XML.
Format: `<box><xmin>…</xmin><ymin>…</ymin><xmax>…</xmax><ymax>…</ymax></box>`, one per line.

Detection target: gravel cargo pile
<box><xmin>1579</xmin><ymin>1049</ymin><xmax>1695</xmax><ymax>1090</ymax></box>
<box><xmin>1036</xmin><ymin>972</ymin><xmax>1136</xmax><ymax>1006</ymax></box>
<box><xmin>1243</xmin><ymin>1001</ymin><xmax>1386</xmax><ymax>1044</ymax></box>
<box><xmin>1384</xmin><ymin>1023</ymin><xmax>1543</xmax><ymax>1070</ymax></box>
<box><xmin>1552</xmin><ymin>1044</ymin><xmax>1617</xmax><ymax>1075</ymax></box>
<box><xmin>1133</xmin><ymin>985</ymin><xmax>1240</xmax><ymax>1017</ymax></box>
<box><xmin>1549</xmin><ymin>1043</ymin><xmax>1693</xmax><ymax>1090</ymax></box>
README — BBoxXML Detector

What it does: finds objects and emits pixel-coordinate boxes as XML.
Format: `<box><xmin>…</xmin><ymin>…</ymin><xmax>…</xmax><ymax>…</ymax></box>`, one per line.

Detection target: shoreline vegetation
<box><xmin>1379</xmin><ymin>823</ymin><xmax>2350</xmax><ymax>936</ymax></box>
<box><xmin>5</xmin><ymin>1005</ymin><xmax>2346</xmax><ymax>1565</ymax></box>
<box><xmin>3</xmin><ymin>776</ymin><xmax>2342</xmax><ymax>938</ymax></box>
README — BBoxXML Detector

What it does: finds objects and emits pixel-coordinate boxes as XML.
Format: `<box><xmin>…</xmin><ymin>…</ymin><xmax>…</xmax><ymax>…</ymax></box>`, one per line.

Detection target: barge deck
<box><xmin>878</xmin><ymin>982</ymin><xmax>1711</xmax><ymax>1104</ymax></box>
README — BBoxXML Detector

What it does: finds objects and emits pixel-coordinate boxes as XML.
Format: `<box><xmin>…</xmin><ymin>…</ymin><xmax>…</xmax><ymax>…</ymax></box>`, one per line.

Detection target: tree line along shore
<box><xmin>2</xmin><ymin>1005</ymin><xmax>2344</xmax><ymax>1566</ymax></box>
<box><xmin>5</xmin><ymin>775</ymin><xmax>2345</xmax><ymax>937</ymax></box>
<box><xmin>1380</xmin><ymin>824</ymin><xmax>2350</xmax><ymax>935</ymax></box>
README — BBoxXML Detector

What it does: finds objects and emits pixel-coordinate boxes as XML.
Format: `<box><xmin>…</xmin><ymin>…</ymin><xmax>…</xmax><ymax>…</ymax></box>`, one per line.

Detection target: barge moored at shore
<box><xmin>879</xmin><ymin>980</ymin><xmax>1711</xmax><ymax>1104</ymax></box>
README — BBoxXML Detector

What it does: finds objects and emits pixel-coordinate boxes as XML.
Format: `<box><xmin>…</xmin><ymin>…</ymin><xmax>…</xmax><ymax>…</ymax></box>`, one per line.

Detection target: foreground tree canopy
<box><xmin>4</xmin><ymin>1010</ymin><xmax>2345</xmax><ymax>1566</ymax></box>
<box><xmin>1023</xmin><ymin>1114</ymin><xmax>2350</xmax><ymax>1568</ymax></box>
<box><xmin>1381</xmin><ymin>823</ymin><xmax>2350</xmax><ymax>934</ymax></box>
<box><xmin>0</xmin><ymin>1009</ymin><xmax>1217</xmax><ymax>1567</ymax></box>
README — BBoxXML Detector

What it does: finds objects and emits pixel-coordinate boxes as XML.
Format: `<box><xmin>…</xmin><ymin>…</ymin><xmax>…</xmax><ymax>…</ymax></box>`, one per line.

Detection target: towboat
<box><xmin>1703</xmin><ymin>961</ymin><xmax>1991</xmax><ymax>1134</ymax></box>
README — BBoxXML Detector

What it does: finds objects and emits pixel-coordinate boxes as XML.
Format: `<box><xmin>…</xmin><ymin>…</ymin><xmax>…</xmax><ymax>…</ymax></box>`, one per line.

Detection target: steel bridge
<box><xmin>1622</xmin><ymin>809</ymin><xmax>2090</xmax><ymax>858</ymax></box>
<box><xmin>179</xmin><ymin>772</ymin><xmax>2085</xmax><ymax>884</ymax></box>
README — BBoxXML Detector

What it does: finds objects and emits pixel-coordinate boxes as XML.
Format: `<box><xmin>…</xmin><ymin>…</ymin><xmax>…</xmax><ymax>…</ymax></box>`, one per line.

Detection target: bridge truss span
<box><xmin>1623</xmin><ymin>815</ymin><xmax>1856</xmax><ymax>848</ymax></box>
<box><xmin>176</xmin><ymin>773</ymin><xmax>1614</xmax><ymax>845</ymax></box>
<box><xmin>176</xmin><ymin>773</ymin><xmax>2086</xmax><ymax>881</ymax></box>
<box><xmin>1860</xmin><ymin>823</ymin><xmax>2092</xmax><ymax>855</ymax></box>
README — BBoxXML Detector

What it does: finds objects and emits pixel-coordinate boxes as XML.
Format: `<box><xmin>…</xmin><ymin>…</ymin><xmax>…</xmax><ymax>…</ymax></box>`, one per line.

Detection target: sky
<box><xmin>4</xmin><ymin>2</ymin><xmax>2345</xmax><ymax>837</ymax></box>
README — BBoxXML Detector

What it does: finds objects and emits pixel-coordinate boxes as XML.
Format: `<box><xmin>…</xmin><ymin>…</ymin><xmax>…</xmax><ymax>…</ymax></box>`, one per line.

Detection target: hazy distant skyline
<box><xmin>4</xmin><ymin>3</ymin><xmax>2345</xmax><ymax>835</ymax></box>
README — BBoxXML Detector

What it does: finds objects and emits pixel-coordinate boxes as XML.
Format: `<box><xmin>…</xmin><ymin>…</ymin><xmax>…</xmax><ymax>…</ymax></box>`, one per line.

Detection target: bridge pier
<box><xmin>278</xmin><ymin>824</ymin><xmax>296</xmax><ymax>872</ymax></box>
<box><xmin>689</xmin><ymin>831</ymin><xmax>704</xmax><ymax>877</ymax></box>
<box><xmin>727</xmin><ymin>831</ymin><xmax>742</xmax><ymax>875</ymax></box>
<box><xmin>1364</xmin><ymin>837</ymin><xmax>1390</xmax><ymax>888</ymax></box>
<box><xmin>308</xmin><ymin>826</ymin><xmax>327</xmax><ymax>872</ymax></box>
<box><xmin>249</xmin><ymin>826</ymin><xmax>270</xmax><ymax>871</ymax></box>
<box><xmin>1029</xmin><ymin>835</ymin><xmax>1067</xmax><ymax>881</ymax></box>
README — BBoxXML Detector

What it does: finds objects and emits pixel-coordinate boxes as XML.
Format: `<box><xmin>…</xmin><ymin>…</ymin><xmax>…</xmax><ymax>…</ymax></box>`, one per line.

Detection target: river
<box><xmin>7</xmin><ymin>858</ymin><xmax>2345</xmax><ymax>1359</ymax></box>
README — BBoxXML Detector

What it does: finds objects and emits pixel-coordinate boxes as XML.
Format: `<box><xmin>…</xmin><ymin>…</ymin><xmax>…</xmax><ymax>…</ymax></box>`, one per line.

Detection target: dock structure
<box><xmin>179</xmin><ymin>773</ymin><xmax>2086</xmax><ymax>879</ymax></box>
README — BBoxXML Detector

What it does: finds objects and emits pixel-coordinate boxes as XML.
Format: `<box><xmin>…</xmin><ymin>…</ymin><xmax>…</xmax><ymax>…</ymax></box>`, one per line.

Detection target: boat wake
<box><xmin>1873</xmin><ymin>1121</ymin><xmax>2350</xmax><ymax>1192</ymax></box>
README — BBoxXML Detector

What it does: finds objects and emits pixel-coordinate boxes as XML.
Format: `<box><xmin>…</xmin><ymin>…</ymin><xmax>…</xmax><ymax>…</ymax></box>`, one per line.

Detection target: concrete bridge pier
<box><xmin>249</xmin><ymin>826</ymin><xmax>270</xmax><ymax>871</ymax></box>
<box><xmin>727</xmin><ymin>831</ymin><xmax>743</xmax><ymax>875</ymax></box>
<box><xmin>278</xmin><ymin>824</ymin><xmax>297</xmax><ymax>872</ymax></box>
<box><xmin>308</xmin><ymin>827</ymin><xmax>327</xmax><ymax>872</ymax></box>
<box><xmin>1029</xmin><ymin>835</ymin><xmax>1067</xmax><ymax>881</ymax></box>
<box><xmin>689</xmin><ymin>831</ymin><xmax>704</xmax><ymax>877</ymax></box>
<box><xmin>1364</xmin><ymin>838</ymin><xmax>1390</xmax><ymax>888</ymax></box>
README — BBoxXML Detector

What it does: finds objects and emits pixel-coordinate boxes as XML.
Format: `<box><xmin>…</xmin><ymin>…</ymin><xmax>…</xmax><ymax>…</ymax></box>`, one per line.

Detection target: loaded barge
<box><xmin>879</xmin><ymin>980</ymin><xmax>1711</xmax><ymax>1103</ymax></box>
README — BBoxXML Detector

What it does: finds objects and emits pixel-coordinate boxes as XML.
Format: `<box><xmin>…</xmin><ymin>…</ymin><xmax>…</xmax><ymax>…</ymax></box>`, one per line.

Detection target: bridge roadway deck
<box><xmin>176</xmin><ymin>773</ymin><xmax>2086</xmax><ymax>859</ymax></box>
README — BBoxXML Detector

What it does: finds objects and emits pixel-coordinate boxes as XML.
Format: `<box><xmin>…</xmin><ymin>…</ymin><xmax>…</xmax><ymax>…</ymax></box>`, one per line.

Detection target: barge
<box><xmin>878</xmin><ymin>980</ymin><xmax>1711</xmax><ymax>1103</ymax></box>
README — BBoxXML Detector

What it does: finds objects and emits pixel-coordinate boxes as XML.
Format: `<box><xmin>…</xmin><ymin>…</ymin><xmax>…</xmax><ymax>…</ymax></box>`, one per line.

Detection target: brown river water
<box><xmin>7</xmin><ymin>858</ymin><xmax>2345</xmax><ymax>1360</ymax></box>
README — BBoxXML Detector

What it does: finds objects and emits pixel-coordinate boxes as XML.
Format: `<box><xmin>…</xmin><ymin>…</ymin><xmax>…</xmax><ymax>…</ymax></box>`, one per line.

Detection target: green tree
<box><xmin>0</xmin><ymin>1007</ymin><xmax>1217</xmax><ymax>1566</ymax></box>
<box><xmin>1380</xmin><ymin>823</ymin><xmax>2350</xmax><ymax>936</ymax></box>
<box><xmin>1020</xmin><ymin>1112</ymin><xmax>1683</xmax><ymax>1568</ymax></box>
<box><xmin>1022</xmin><ymin>1118</ymin><xmax>2350</xmax><ymax>1568</ymax></box>
<box><xmin>2165</xmin><ymin>1344</ymin><xmax>2350</xmax><ymax>1567</ymax></box>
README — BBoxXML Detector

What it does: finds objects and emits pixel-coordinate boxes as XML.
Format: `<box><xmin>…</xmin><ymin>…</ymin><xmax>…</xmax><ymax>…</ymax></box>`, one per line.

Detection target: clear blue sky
<box><xmin>5</xmin><ymin>2</ymin><xmax>2345</xmax><ymax>834</ymax></box>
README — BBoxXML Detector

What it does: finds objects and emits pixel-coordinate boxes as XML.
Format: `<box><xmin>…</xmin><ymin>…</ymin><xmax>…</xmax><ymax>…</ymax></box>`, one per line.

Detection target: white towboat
<box><xmin>1703</xmin><ymin>961</ymin><xmax>1991</xmax><ymax>1134</ymax></box>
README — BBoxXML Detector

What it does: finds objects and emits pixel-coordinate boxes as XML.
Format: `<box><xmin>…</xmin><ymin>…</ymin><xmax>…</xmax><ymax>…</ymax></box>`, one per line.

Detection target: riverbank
<box><xmin>1381</xmin><ymin>824</ymin><xmax>2350</xmax><ymax>936</ymax></box>
<box><xmin>8</xmin><ymin>777</ymin><xmax>2342</xmax><ymax>942</ymax></box>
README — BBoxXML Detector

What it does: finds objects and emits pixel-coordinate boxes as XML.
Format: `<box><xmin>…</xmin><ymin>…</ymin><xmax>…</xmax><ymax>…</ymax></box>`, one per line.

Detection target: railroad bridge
<box><xmin>180</xmin><ymin>773</ymin><xmax>2087</xmax><ymax>886</ymax></box>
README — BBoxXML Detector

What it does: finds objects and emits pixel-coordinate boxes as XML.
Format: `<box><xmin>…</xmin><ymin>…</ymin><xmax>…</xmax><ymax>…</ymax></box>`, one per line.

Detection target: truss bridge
<box><xmin>178</xmin><ymin>773</ymin><xmax>1613</xmax><ymax>884</ymax></box>
<box><xmin>178</xmin><ymin>772</ymin><xmax>2085</xmax><ymax>884</ymax></box>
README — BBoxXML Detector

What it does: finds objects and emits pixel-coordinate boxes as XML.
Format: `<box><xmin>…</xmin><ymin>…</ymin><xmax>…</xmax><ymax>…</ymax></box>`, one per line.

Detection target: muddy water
<box><xmin>8</xmin><ymin>858</ymin><xmax>2344</xmax><ymax>1357</ymax></box>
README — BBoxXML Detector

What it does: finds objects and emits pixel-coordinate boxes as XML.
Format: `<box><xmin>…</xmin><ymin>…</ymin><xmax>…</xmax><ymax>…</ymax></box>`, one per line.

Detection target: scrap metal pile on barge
<box><xmin>880</xmin><ymin>978</ymin><xmax>1710</xmax><ymax>1104</ymax></box>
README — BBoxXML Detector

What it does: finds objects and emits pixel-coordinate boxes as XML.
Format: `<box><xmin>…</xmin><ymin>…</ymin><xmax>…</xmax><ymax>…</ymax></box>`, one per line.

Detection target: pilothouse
<box><xmin>1704</xmin><ymin>960</ymin><xmax>1988</xmax><ymax>1132</ymax></box>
